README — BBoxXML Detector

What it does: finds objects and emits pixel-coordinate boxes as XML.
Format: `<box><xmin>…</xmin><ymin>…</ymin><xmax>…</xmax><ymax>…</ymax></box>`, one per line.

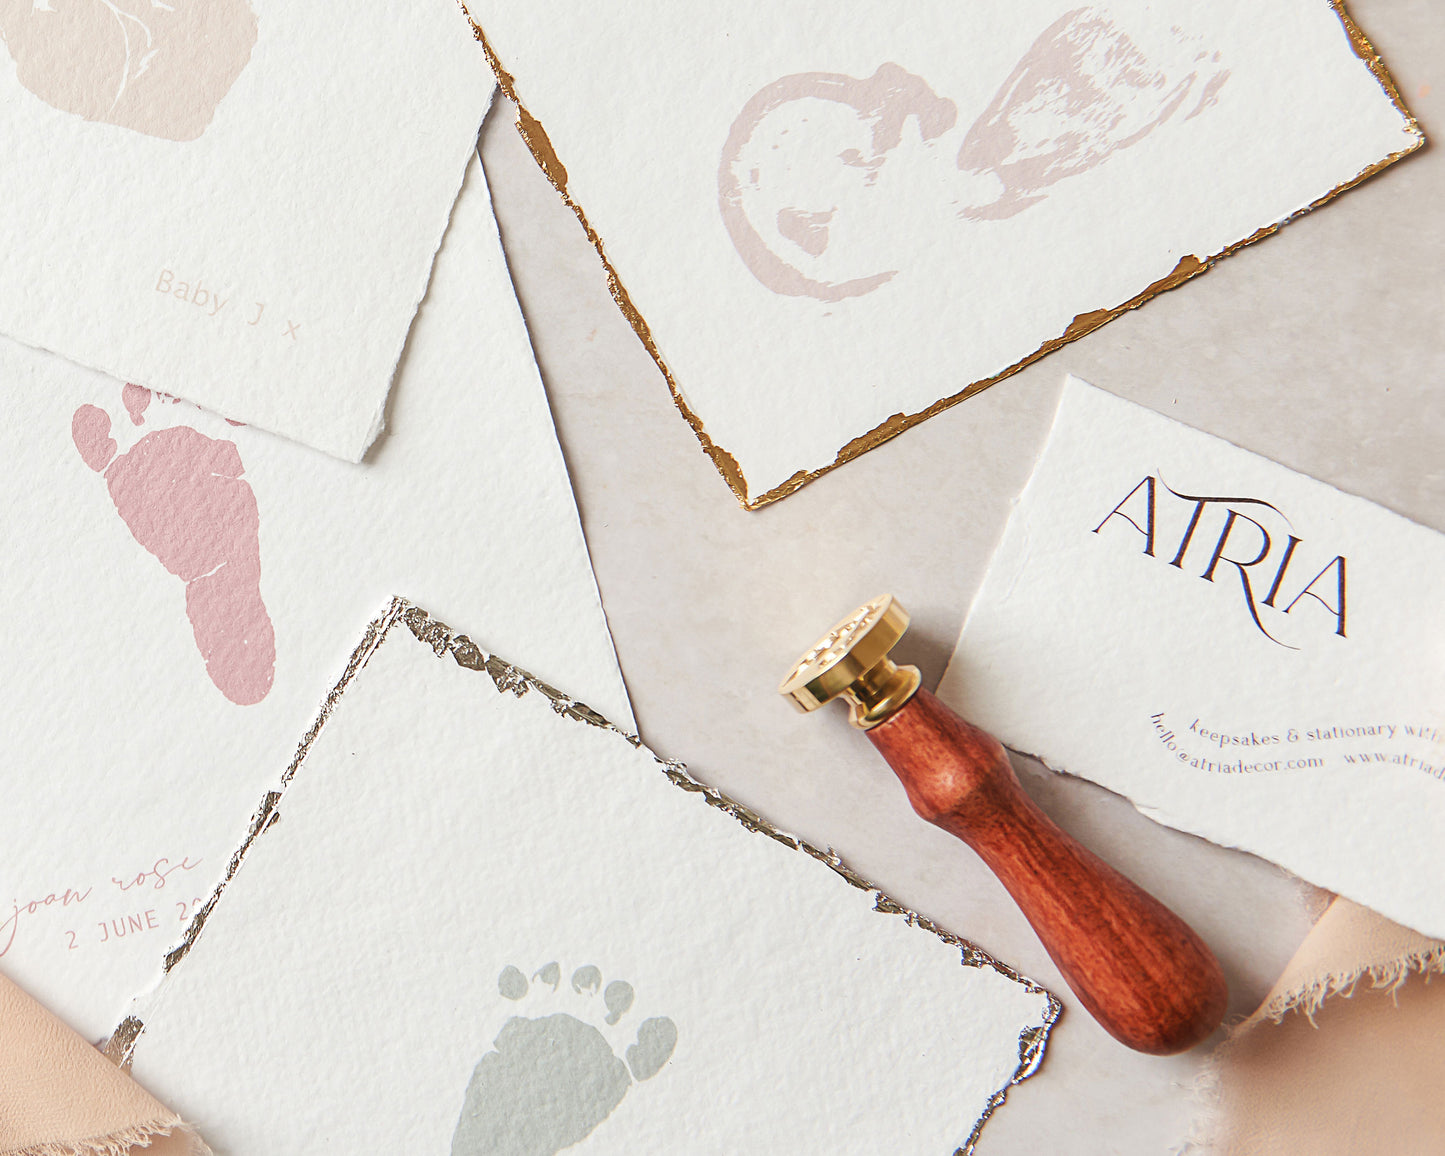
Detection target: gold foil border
<box><xmin>459</xmin><ymin>0</ymin><xmax>1422</xmax><ymax>510</ymax></box>
<box><xmin>455</xmin><ymin>4</ymin><xmax>750</xmax><ymax>500</ymax></box>
<box><xmin>114</xmin><ymin>597</ymin><xmax>1061</xmax><ymax>1149</ymax></box>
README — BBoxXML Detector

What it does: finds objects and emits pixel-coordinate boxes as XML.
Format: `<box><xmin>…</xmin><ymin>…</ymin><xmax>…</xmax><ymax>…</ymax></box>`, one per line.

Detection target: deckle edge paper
<box><xmin>111</xmin><ymin>595</ymin><xmax>1060</xmax><ymax>1156</ymax></box>
<box><xmin>456</xmin><ymin>0</ymin><xmax>1422</xmax><ymax>509</ymax></box>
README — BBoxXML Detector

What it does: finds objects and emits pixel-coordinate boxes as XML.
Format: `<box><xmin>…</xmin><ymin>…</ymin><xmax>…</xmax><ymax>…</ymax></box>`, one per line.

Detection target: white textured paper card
<box><xmin>462</xmin><ymin>0</ymin><xmax>1419</xmax><ymax>505</ymax></box>
<box><xmin>939</xmin><ymin>377</ymin><xmax>1445</xmax><ymax>938</ymax></box>
<box><xmin>0</xmin><ymin>2</ymin><xmax>490</xmax><ymax>460</ymax></box>
<box><xmin>0</xmin><ymin>155</ymin><xmax>631</xmax><ymax>1043</ymax></box>
<box><xmin>128</xmin><ymin>601</ymin><xmax>1057</xmax><ymax>1155</ymax></box>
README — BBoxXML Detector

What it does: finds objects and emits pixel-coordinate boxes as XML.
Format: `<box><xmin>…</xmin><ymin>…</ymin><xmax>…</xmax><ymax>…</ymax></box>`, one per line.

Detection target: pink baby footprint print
<box><xmin>71</xmin><ymin>384</ymin><xmax>275</xmax><ymax>706</ymax></box>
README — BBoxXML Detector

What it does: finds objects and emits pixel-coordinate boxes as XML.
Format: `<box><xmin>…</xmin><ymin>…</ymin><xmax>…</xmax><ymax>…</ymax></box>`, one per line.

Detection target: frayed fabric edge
<box><xmin>1250</xmin><ymin>940</ymin><xmax>1445</xmax><ymax>1026</ymax></box>
<box><xmin>1187</xmin><ymin>905</ymin><xmax>1445</xmax><ymax>1152</ymax></box>
<box><xmin>3</xmin><ymin>1120</ymin><xmax>208</xmax><ymax>1156</ymax></box>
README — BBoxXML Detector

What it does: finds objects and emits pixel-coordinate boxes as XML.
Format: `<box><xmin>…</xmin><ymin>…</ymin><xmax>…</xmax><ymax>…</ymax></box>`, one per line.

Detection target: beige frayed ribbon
<box><xmin>1199</xmin><ymin>897</ymin><xmax>1445</xmax><ymax>1153</ymax></box>
<box><xmin>0</xmin><ymin>973</ymin><xmax>207</xmax><ymax>1156</ymax></box>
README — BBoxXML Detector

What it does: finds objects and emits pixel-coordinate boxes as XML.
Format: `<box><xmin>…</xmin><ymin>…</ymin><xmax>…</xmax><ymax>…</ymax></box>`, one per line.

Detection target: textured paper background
<box><xmin>0</xmin><ymin>1</ymin><xmax>490</xmax><ymax>460</ymax></box>
<box><xmin>940</xmin><ymin>377</ymin><xmax>1445</xmax><ymax>937</ymax></box>
<box><xmin>0</xmin><ymin>154</ymin><xmax>629</xmax><ymax>1044</ymax></box>
<box><xmin>129</xmin><ymin>603</ymin><xmax>1056</xmax><ymax>1155</ymax></box>
<box><xmin>463</xmin><ymin>0</ymin><xmax>1418</xmax><ymax>503</ymax></box>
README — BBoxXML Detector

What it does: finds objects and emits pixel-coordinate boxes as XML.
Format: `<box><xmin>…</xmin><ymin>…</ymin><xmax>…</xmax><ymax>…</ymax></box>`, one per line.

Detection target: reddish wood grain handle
<box><xmin>868</xmin><ymin>688</ymin><xmax>1227</xmax><ymax>1054</ymax></box>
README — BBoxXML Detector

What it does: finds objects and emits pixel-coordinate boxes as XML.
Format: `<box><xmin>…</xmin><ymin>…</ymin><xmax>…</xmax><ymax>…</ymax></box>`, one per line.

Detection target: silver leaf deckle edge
<box><xmin>112</xmin><ymin>596</ymin><xmax>1060</xmax><ymax>1154</ymax></box>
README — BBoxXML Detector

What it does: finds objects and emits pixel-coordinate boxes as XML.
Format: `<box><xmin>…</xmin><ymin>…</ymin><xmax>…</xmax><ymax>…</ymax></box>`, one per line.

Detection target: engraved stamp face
<box><xmin>790</xmin><ymin>597</ymin><xmax>887</xmax><ymax>685</ymax></box>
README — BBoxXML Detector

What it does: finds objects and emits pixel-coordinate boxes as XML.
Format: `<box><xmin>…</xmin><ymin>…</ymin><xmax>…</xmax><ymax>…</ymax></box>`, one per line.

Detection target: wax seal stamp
<box><xmin>780</xmin><ymin>594</ymin><xmax>922</xmax><ymax>728</ymax></box>
<box><xmin>781</xmin><ymin>595</ymin><xmax>1228</xmax><ymax>1054</ymax></box>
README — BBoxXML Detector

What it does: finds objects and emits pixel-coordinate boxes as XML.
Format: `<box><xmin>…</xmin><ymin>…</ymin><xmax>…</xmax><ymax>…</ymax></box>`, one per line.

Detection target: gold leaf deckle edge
<box><xmin>457</xmin><ymin>0</ymin><xmax>1422</xmax><ymax>511</ymax></box>
<box><xmin>111</xmin><ymin>597</ymin><xmax>1060</xmax><ymax>1155</ymax></box>
<box><xmin>454</xmin><ymin>4</ymin><xmax>750</xmax><ymax>504</ymax></box>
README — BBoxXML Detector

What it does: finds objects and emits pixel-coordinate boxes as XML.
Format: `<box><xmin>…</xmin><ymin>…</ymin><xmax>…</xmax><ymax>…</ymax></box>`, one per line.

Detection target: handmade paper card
<box><xmin>126</xmin><ymin>600</ymin><xmax>1058</xmax><ymax>1155</ymax></box>
<box><xmin>461</xmin><ymin>0</ymin><xmax>1420</xmax><ymax>506</ymax></box>
<box><xmin>0</xmin><ymin>2</ymin><xmax>490</xmax><ymax>460</ymax></box>
<box><xmin>939</xmin><ymin>377</ymin><xmax>1445</xmax><ymax>938</ymax></box>
<box><xmin>0</xmin><ymin>155</ymin><xmax>631</xmax><ymax>1045</ymax></box>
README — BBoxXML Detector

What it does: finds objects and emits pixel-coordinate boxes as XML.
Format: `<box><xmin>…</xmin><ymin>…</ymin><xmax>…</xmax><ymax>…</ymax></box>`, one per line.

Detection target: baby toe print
<box><xmin>70</xmin><ymin>386</ymin><xmax>275</xmax><ymax>705</ymax></box>
<box><xmin>71</xmin><ymin>405</ymin><xmax>118</xmax><ymax>473</ymax></box>
<box><xmin>571</xmin><ymin>965</ymin><xmax>602</xmax><ymax>994</ymax></box>
<box><xmin>602</xmin><ymin>980</ymin><xmax>632</xmax><ymax>1025</ymax></box>
<box><xmin>498</xmin><ymin>965</ymin><xmax>528</xmax><ymax>1001</ymax></box>
<box><xmin>122</xmin><ymin>382</ymin><xmax>151</xmax><ymax>425</ymax></box>
<box><xmin>625</xmin><ymin>1016</ymin><xmax>678</xmax><ymax>1082</ymax></box>
<box><xmin>451</xmin><ymin>963</ymin><xmax>678</xmax><ymax>1156</ymax></box>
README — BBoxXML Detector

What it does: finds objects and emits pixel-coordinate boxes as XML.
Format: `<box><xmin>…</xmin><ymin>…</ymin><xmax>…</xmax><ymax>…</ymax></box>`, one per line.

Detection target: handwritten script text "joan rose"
<box><xmin>1094</xmin><ymin>475</ymin><xmax>1346</xmax><ymax>649</ymax></box>
<box><xmin>0</xmin><ymin>886</ymin><xmax>92</xmax><ymax>957</ymax></box>
<box><xmin>112</xmin><ymin>856</ymin><xmax>202</xmax><ymax>893</ymax></box>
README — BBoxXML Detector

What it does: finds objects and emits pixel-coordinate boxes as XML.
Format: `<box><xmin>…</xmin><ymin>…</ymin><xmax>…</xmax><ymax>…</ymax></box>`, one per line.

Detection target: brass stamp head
<box><xmin>779</xmin><ymin>594</ymin><xmax>922</xmax><ymax>730</ymax></box>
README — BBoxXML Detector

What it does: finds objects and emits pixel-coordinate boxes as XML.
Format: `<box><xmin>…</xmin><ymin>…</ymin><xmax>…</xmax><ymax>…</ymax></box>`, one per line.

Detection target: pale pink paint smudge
<box><xmin>719</xmin><ymin>63</ymin><xmax>956</xmax><ymax>302</ymax></box>
<box><xmin>0</xmin><ymin>0</ymin><xmax>258</xmax><ymax>142</ymax></box>
<box><xmin>776</xmin><ymin>207</ymin><xmax>835</xmax><ymax>258</ymax></box>
<box><xmin>71</xmin><ymin>392</ymin><xmax>275</xmax><ymax>706</ymax></box>
<box><xmin>719</xmin><ymin>8</ymin><xmax>1229</xmax><ymax>295</ymax></box>
<box><xmin>956</xmin><ymin>8</ymin><xmax>1230</xmax><ymax>220</ymax></box>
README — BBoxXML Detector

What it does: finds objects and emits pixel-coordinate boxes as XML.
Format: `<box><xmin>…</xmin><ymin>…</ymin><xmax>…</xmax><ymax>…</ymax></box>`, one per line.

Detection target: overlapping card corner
<box><xmin>0</xmin><ymin>1</ymin><xmax>494</xmax><ymax>460</ymax></box>
<box><xmin>374</xmin><ymin>596</ymin><xmax>1066</xmax><ymax>1120</ymax></box>
<box><xmin>123</xmin><ymin>594</ymin><xmax>1060</xmax><ymax>1154</ymax></box>
<box><xmin>142</xmin><ymin>590</ymin><xmax>1064</xmax><ymax>1017</ymax></box>
<box><xmin>0</xmin><ymin>145</ymin><xmax>632</xmax><ymax>1045</ymax></box>
<box><xmin>460</xmin><ymin>0</ymin><xmax>1422</xmax><ymax>510</ymax></box>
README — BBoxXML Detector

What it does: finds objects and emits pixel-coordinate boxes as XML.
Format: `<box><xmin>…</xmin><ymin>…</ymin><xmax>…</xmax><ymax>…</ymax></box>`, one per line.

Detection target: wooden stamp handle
<box><xmin>868</xmin><ymin>688</ymin><xmax>1228</xmax><ymax>1054</ymax></box>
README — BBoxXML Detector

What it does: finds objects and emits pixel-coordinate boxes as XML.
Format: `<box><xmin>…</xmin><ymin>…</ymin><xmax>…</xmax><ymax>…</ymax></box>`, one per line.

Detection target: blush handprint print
<box><xmin>0</xmin><ymin>0</ymin><xmax>258</xmax><ymax>141</ymax></box>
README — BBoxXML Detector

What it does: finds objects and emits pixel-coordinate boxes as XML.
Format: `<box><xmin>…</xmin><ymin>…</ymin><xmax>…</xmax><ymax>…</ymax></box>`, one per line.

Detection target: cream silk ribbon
<box><xmin>1203</xmin><ymin>897</ymin><xmax>1445</xmax><ymax>1154</ymax></box>
<box><xmin>0</xmin><ymin>973</ymin><xmax>203</xmax><ymax>1156</ymax></box>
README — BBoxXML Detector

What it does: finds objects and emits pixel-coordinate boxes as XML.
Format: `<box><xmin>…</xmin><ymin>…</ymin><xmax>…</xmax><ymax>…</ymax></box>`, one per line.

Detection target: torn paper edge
<box><xmin>456</xmin><ymin>0</ymin><xmax>1423</xmax><ymax>509</ymax></box>
<box><xmin>108</xmin><ymin>595</ymin><xmax>1059</xmax><ymax>1156</ymax></box>
<box><xmin>4</xmin><ymin>78</ymin><xmax>492</xmax><ymax>466</ymax></box>
<box><xmin>347</xmin><ymin>93</ymin><xmax>496</xmax><ymax>464</ymax></box>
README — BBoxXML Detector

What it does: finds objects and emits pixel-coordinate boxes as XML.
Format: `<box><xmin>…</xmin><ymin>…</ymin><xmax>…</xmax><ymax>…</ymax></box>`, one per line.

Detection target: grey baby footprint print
<box><xmin>451</xmin><ymin>962</ymin><xmax>678</xmax><ymax>1156</ymax></box>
